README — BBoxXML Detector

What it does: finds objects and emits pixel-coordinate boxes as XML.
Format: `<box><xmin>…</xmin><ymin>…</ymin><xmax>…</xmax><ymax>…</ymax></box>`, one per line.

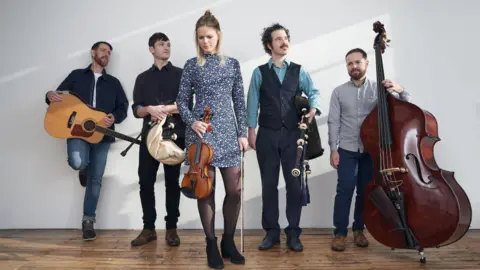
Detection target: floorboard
<box><xmin>1</xmin><ymin>229</ymin><xmax>479</xmax><ymax>269</ymax></box>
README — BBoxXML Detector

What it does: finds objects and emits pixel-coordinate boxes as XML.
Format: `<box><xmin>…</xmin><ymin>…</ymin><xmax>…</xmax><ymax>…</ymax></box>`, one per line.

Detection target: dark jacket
<box><xmin>45</xmin><ymin>64</ymin><xmax>129</xmax><ymax>143</ymax></box>
<box><xmin>132</xmin><ymin>62</ymin><xmax>192</xmax><ymax>139</ymax></box>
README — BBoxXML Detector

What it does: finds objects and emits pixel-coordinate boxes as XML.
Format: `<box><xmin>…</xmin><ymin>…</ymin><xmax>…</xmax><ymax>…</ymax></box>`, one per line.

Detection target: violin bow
<box><xmin>240</xmin><ymin>149</ymin><xmax>245</xmax><ymax>254</ymax></box>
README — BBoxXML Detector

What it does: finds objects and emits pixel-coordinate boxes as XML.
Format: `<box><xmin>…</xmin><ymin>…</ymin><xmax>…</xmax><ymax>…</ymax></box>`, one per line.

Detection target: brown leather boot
<box><xmin>331</xmin><ymin>235</ymin><xmax>346</xmax><ymax>251</ymax></box>
<box><xmin>165</xmin><ymin>229</ymin><xmax>180</xmax><ymax>246</ymax></box>
<box><xmin>130</xmin><ymin>229</ymin><xmax>157</xmax><ymax>246</ymax></box>
<box><xmin>353</xmin><ymin>230</ymin><xmax>369</xmax><ymax>247</ymax></box>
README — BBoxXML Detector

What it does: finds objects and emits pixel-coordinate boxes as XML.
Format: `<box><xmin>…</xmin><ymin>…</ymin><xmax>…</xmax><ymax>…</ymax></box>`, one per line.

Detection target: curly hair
<box><xmin>261</xmin><ymin>23</ymin><xmax>290</xmax><ymax>55</ymax></box>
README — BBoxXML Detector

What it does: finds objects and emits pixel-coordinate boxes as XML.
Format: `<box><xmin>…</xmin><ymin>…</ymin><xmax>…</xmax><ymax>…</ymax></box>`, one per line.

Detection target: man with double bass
<box><xmin>327</xmin><ymin>48</ymin><xmax>411</xmax><ymax>251</ymax></box>
<box><xmin>130</xmin><ymin>32</ymin><xmax>191</xmax><ymax>247</ymax></box>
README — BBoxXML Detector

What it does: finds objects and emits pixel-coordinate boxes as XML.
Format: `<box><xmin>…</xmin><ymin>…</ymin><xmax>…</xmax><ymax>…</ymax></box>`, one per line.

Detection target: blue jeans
<box><xmin>67</xmin><ymin>138</ymin><xmax>110</xmax><ymax>222</ymax></box>
<box><xmin>333</xmin><ymin>148</ymin><xmax>373</xmax><ymax>236</ymax></box>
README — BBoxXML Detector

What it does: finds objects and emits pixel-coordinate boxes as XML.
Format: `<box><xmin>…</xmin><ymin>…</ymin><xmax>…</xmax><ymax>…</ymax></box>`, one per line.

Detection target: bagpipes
<box><xmin>291</xmin><ymin>95</ymin><xmax>324</xmax><ymax>206</ymax></box>
<box><xmin>121</xmin><ymin>100</ymin><xmax>185</xmax><ymax>166</ymax></box>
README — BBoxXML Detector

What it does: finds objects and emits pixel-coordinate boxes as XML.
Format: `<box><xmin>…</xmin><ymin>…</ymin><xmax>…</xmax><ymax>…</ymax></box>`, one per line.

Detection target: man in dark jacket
<box><xmin>45</xmin><ymin>41</ymin><xmax>129</xmax><ymax>241</ymax></box>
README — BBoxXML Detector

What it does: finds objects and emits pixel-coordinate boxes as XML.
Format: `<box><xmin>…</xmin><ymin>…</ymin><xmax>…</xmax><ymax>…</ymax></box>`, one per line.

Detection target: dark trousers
<box><xmin>333</xmin><ymin>147</ymin><xmax>373</xmax><ymax>236</ymax></box>
<box><xmin>138</xmin><ymin>137</ymin><xmax>185</xmax><ymax>230</ymax></box>
<box><xmin>256</xmin><ymin>126</ymin><xmax>303</xmax><ymax>239</ymax></box>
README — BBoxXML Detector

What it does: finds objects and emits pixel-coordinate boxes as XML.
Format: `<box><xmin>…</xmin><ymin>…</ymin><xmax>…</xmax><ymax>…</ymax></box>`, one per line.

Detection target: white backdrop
<box><xmin>0</xmin><ymin>0</ymin><xmax>478</xmax><ymax>230</ymax></box>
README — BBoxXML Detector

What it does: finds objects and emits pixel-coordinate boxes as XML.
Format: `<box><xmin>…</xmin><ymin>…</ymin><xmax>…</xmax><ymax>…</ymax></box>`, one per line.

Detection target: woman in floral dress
<box><xmin>176</xmin><ymin>9</ymin><xmax>248</xmax><ymax>269</ymax></box>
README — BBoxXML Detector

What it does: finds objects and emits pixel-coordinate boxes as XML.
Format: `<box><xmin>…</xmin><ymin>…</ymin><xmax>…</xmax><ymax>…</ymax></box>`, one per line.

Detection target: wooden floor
<box><xmin>1</xmin><ymin>229</ymin><xmax>479</xmax><ymax>269</ymax></box>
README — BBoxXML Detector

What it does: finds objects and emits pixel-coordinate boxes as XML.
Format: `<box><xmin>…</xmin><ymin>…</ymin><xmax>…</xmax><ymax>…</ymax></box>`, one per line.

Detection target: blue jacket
<box><xmin>45</xmin><ymin>64</ymin><xmax>129</xmax><ymax>143</ymax></box>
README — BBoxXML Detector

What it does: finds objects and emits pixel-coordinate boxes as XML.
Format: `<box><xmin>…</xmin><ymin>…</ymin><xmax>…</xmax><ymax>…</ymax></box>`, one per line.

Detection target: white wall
<box><xmin>1</xmin><ymin>0</ymin><xmax>478</xmax><ymax>231</ymax></box>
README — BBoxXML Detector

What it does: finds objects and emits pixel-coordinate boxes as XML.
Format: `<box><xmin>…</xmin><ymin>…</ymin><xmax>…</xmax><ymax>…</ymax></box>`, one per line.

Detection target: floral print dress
<box><xmin>176</xmin><ymin>54</ymin><xmax>247</xmax><ymax>168</ymax></box>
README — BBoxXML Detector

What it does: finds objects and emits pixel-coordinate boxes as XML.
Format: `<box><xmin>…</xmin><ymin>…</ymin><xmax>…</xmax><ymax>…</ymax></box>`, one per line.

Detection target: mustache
<box><xmin>280</xmin><ymin>44</ymin><xmax>288</xmax><ymax>49</ymax></box>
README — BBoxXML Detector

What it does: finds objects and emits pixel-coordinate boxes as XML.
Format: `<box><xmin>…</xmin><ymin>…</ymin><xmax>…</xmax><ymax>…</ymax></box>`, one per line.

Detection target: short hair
<box><xmin>91</xmin><ymin>41</ymin><xmax>112</xmax><ymax>51</ymax></box>
<box><xmin>345</xmin><ymin>48</ymin><xmax>367</xmax><ymax>59</ymax></box>
<box><xmin>148</xmin><ymin>32</ymin><xmax>169</xmax><ymax>47</ymax></box>
<box><xmin>261</xmin><ymin>23</ymin><xmax>290</xmax><ymax>55</ymax></box>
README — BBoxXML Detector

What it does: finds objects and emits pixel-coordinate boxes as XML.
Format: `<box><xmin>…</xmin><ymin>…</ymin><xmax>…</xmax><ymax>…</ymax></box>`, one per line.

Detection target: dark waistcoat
<box><xmin>258</xmin><ymin>62</ymin><xmax>301</xmax><ymax>130</ymax></box>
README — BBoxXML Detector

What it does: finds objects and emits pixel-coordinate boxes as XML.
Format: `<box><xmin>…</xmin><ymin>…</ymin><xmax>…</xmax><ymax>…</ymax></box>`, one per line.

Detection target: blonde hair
<box><xmin>195</xmin><ymin>9</ymin><xmax>225</xmax><ymax>66</ymax></box>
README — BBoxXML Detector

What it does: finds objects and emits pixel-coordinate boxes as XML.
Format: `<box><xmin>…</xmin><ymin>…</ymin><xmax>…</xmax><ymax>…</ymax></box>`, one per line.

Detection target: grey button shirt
<box><xmin>327</xmin><ymin>78</ymin><xmax>411</xmax><ymax>153</ymax></box>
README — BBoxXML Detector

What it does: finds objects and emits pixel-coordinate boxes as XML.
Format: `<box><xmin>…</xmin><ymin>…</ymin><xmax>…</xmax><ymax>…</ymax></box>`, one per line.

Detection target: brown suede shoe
<box><xmin>331</xmin><ymin>235</ymin><xmax>346</xmax><ymax>251</ymax></box>
<box><xmin>353</xmin><ymin>230</ymin><xmax>369</xmax><ymax>247</ymax></box>
<box><xmin>130</xmin><ymin>229</ymin><xmax>157</xmax><ymax>246</ymax></box>
<box><xmin>165</xmin><ymin>229</ymin><xmax>180</xmax><ymax>246</ymax></box>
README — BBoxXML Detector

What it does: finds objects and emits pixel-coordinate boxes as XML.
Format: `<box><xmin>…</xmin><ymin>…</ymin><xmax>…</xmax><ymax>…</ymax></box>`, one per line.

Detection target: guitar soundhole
<box><xmin>83</xmin><ymin>120</ymin><xmax>96</xmax><ymax>132</ymax></box>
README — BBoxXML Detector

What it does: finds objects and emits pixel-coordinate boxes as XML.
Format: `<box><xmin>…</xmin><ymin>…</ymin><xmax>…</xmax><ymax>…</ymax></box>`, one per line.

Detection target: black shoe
<box><xmin>258</xmin><ymin>236</ymin><xmax>280</xmax><ymax>250</ymax></box>
<box><xmin>79</xmin><ymin>168</ymin><xmax>87</xmax><ymax>187</ymax></box>
<box><xmin>82</xmin><ymin>220</ymin><xmax>96</xmax><ymax>241</ymax></box>
<box><xmin>286</xmin><ymin>234</ymin><xmax>303</xmax><ymax>252</ymax></box>
<box><xmin>206</xmin><ymin>237</ymin><xmax>224</xmax><ymax>269</ymax></box>
<box><xmin>220</xmin><ymin>233</ymin><xmax>245</xmax><ymax>264</ymax></box>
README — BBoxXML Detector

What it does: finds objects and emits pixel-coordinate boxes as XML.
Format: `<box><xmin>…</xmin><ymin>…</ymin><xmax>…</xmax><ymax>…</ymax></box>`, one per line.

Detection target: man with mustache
<box><xmin>328</xmin><ymin>48</ymin><xmax>411</xmax><ymax>251</ymax></box>
<box><xmin>45</xmin><ymin>41</ymin><xmax>129</xmax><ymax>240</ymax></box>
<box><xmin>247</xmin><ymin>23</ymin><xmax>321</xmax><ymax>252</ymax></box>
<box><xmin>130</xmin><ymin>32</ymin><xmax>190</xmax><ymax>247</ymax></box>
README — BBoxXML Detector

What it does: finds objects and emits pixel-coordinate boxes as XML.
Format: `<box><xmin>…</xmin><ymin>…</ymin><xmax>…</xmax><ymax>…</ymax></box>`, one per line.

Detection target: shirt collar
<box><xmin>84</xmin><ymin>64</ymin><xmax>108</xmax><ymax>80</ymax></box>
<box><xmin>151</xmin><ymin>61</ymin><xmax>172</xmax><ymax>71</ymax></box>
<box><xmin>350</xmin><ymin>77</ymin><xmax>369</xmax><ymax>87</ymax></box>
<box><xmin>268</xmin><ymin>58</ymin><xmax>290</xmax><ymax>69</ymax></box>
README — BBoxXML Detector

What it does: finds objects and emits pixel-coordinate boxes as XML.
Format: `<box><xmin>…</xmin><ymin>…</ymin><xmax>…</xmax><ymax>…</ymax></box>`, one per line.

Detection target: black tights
<box><xmin>198</xmin><ymin>166</ymin><xmax>241</xmax><ymax>240</ymax></box>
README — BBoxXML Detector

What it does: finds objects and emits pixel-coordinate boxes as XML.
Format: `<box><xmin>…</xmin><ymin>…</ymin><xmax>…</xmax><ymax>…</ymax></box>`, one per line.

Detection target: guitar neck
<box><xmin>95</xmin><ymin>126</ymin><xmax>139</xmax><ymax>144</ymax></box>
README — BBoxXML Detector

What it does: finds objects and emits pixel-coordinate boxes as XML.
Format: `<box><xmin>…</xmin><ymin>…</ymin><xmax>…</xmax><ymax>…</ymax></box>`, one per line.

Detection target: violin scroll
<box><xmin>203</xmin><ymin>107</ymin><xmax>213</xmax><ymax>133</ymax></box>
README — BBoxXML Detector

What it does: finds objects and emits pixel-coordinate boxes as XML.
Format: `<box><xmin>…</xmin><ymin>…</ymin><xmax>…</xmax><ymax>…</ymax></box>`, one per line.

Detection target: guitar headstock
<box><xmin>201</xmin><ymin>107</ymin><xmax>213</xmax><ymax>133</ymax></box>
<box><xmin>373</xmin><ymin>21</ymin><xmax>390</xmax><ymax>54</ymax></box>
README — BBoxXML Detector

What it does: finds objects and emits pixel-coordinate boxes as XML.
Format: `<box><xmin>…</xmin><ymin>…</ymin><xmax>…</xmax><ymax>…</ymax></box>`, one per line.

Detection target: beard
<box><xmin>349</xmin><ymin>68</ymin><xmax>365</xmax><ymax>80</ymax></box>
<box><xmin>94</xmin><ymin>55</ymin><xmax>108</xmax><ymax>67</ymax></box>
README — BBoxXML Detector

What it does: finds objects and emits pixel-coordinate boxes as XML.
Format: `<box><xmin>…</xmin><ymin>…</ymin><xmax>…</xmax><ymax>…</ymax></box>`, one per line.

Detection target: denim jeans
<box><xmin>67</xmin><ymin>138</ymin><xmax>110</xmax><ymax>222</ymax></box>
<box><xmin>333</xmin><ymin>148</ymin><xmax>373</xmax><ymax>236</ymax></box>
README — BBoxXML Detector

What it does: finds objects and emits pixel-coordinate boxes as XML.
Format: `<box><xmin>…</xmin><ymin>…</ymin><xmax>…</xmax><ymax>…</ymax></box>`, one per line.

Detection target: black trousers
<box><xmin>138</xmin><ymin>137</ymin><xmax>185</xmax><ymax>230</ymax></box>
<box><xmin>256</xmin><ymin>125</ymin><xmax>303</xmax><ymax>239</ymax></box>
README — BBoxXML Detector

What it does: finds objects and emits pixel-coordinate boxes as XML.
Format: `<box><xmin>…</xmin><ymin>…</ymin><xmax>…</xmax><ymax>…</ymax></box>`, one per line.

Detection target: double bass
<box><xmin>180</xmin><ymin>107</ymin><xmax>214</xmax><ymax>199</ymax></box>
<box><xmin>360</xmin><ymin>21</ymin><xmax>472</xmax><ymax>264</ymax></box>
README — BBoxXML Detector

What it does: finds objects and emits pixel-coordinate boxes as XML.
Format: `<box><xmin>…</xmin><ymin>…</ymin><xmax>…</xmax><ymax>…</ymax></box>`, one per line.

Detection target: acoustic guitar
<box><xmin>44</xmin><ymin>91</ymin><xmax>140</xmax><ymax>144</ymax></box>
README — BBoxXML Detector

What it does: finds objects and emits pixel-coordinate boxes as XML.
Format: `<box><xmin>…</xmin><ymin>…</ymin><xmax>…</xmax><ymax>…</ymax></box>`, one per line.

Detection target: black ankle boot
<box><xmin>206</xmin><ymin>237</ymin><xmax>224</xmax><ymax>269</ymax></box>
<box><xmin>220</xmin><ymin>233</ymin><xmax>245</xmax><ymax>264</ymax></box>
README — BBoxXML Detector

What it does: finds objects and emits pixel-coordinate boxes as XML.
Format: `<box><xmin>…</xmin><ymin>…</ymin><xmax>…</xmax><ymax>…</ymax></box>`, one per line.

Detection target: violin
<box><xmin>359</xmin><ymin>21</ymin><xmax>472</xmax><ymax>264</ymax></box>
<box><xmin>180</xmin><ymin>107</ymin><xmax>214</xmax><ymax>200</ymax></box>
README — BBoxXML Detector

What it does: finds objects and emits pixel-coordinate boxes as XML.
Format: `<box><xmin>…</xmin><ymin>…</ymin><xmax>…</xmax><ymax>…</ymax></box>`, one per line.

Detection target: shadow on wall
<box><xmin>178</xmin><ymin>170</ymin><xmax>346</xmax><ymax>232</ymax></box>
<box><xmin>95</xmin><ymin>165</ymin><xmax>187</xmax><ymax>229</ymax></box>
<box><xmin>0</xmin><ymin>0</ymin><xmax>395</xmax><ymax>230</ymax></box>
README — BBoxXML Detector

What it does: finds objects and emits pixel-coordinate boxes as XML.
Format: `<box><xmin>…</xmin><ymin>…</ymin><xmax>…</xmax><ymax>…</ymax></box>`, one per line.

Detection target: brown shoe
<box><xmin>165</xmin><ymin>229</ymin><xmax>180</xmax><ymax>246</ymax></box>
<box><xmin>331</xmin><ymin>235</ymin><xmax>346</xmax><ymax>251</ymax></box>
<box><xmin>131</xmin><ymin>229</ymin><xmax>157</xmax><ymax>246</ymax></box>
<box><xmin>353</xmin><ymin>230</ymin><xmax>369</xmax><ymax>247</ymax></box>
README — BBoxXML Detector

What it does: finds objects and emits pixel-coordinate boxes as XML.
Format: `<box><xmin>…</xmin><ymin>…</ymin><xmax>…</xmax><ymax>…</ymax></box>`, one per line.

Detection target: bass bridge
<box><xmin>380</xmin><ymin>167</ymin><xmax>409</xmax><ymax>176</ymax></box>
